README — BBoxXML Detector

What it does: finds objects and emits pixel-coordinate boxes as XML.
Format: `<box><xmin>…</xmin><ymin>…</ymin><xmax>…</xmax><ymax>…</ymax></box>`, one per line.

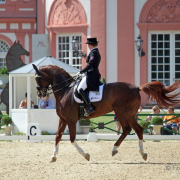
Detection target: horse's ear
<box><xmin>14</xmin><ymin>41</ymin><xmax>16</xmax><ymax>44</ymax></box>
<box><xmin>17</xmin><ymin>41</ymin><xmax>20</xmax><ymax>44</ymax></box>
<box><xmin>32</xmin><ymin>64</ymin><xmax>39</xmax><ymax>74</ymax></box>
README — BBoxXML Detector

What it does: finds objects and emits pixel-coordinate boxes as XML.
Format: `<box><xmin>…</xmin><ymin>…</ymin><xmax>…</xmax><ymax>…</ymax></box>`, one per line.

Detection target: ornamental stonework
<box><xmin>52</xmin><ymin>0</ymin><xmax>82</xmax><ymax>25</ymax></box>
<box><xmin>147</xmin><ymin>0</ymin><xmax>180</xmax><ymax>23</ymax></box>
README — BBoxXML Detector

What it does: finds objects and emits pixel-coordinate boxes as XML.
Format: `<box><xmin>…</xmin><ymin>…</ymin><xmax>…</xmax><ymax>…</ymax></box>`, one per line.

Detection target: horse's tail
<box><xmin>139</xmin><ymin>80</ymin><xmax>180</xmax><ymax>108</ymax></box>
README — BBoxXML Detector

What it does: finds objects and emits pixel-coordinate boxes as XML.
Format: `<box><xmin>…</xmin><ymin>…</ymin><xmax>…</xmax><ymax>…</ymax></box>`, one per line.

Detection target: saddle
<box><xmin>73</xmin><ymin>76</ymin><xmax>105</xmax><ymax>120</ymax></box>
<box><xmin>73</xmin><ymin>77</ymin><xmax>105</xmax><ymax>103</ymax></box>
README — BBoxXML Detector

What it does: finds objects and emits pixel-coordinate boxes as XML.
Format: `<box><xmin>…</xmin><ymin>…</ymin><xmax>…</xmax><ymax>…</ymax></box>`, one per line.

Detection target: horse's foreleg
<box><xmin>129</xmin><ymin>121</ymin><xmax>147</xmax><ymax>161</ymax></box>
<box><xmin>112</xmin><ymin>121</ymin><xmax>131</xmax><ymax>156</ymax></box>
<box><xmin>50</xmin><ymin>118</ymin><xmax>67</xmax><ymax>163</ymax></box>
<box><xmin>68</xmin><ymin>122</ymin><xmax>90</xmax><ymax>161</ymax></box>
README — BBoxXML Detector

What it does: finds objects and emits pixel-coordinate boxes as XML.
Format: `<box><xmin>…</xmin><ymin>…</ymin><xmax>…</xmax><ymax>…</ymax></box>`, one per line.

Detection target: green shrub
<box><xmin>150</xmin><ymin>116</ymin><xmax>163</xmax><ymax>125</ymax></box>
<box><xmin>0</xmin><ymin>68</ymin><xmax>8</xmax><ymax>74</ymax></box>
<box><xmin>138</xmin><ymin>120</ymin><xmax>149</xmax><ymax>129</ymax></box>
<box><xmin>79</xmin><ymin>119</ymin><xmax>90</xmax><ymax>126</ymax></box>
<box><xmin>41</xmin><ymin>131</ymin><xmax>56</xmax><ymax>135</ymax></box>
<box><xmin>42</xmin><ymin>131</ymin><xmax>51</xmax><ymax>135</ymax></box>
<box><xmin>13</xmin><ymin>132</ymin><xmax>26</xmax><ymax>136</ymax></box>
<box><xmin>1</xmin><ymin>116</ymin><xmax>12</xmax><ymax>126</ymax></box>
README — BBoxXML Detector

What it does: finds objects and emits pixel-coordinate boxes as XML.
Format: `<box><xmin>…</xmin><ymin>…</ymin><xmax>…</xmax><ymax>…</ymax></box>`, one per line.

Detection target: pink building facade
<box><xmin>0</xmin><ymin>0</ymin><xmax>180</xmax><ymax>106</ymax></box>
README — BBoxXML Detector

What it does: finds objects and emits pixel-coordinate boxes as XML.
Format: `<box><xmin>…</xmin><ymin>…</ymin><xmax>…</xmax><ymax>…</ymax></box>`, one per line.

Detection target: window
<box><xmin>0</xmin><ymin>40</ymin><xmax>9</xmax><ymax>52</ymax></box>
<box><xmin>0</xmin><ymin>58</ymin><xmax>6</xmax><ymax>68</ymax></box>
<box><xmin>0</xmin><ymin>40</ymin><xmax>9</xmax><ymax>68</ymax></box>
<box><xmin>0</xmin><ymin>0</ymin><xmax>6</xmax><ymax>4</ymax></box>
<box><xmin>57</xmin><ymin>34</ymin><xmax>82</xmax><ymax>69</ymax></box>
<box><xmin>149</xmin><ymin>31</ymin><xmax>180</xmax><ymax>86</ymax></box>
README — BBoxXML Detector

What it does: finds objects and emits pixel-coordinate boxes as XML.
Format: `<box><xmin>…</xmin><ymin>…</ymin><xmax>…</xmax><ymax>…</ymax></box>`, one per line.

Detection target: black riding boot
<box><xmin>79</xmin><ymin>88</ymin><xmax>95</xmax><ymax>117</ymax></box>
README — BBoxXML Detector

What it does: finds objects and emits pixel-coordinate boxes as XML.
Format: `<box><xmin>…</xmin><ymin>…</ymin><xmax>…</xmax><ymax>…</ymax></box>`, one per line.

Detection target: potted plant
<box><xmin>150</xmin><ymin>116</ymin><xmax>163</xmax><ymax>135</ymax></box>
<box><xmin>1</xmin><ymin>116</ymin><xmax>12</xmax><ymax>136</ymax></box>
<box><xmin>79</xmin><ymin>119</ymin><xmax>91</xmax><ymax>134</ymax></box>
<box><xmin>0</xmin><ymin>67</ymin><xmax>9</xmax><ymax>88</ymax></box>
<box><xmin>138</xmin><ymin>120</ymin><xmax>149</xmax><ymax>134</ymax></box>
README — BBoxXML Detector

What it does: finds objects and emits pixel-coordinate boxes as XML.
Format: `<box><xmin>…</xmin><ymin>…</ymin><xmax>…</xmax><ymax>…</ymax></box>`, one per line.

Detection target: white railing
<box><xmin>0</xmin><ymin>133</ymin><xmax>180</xmax><ymax>142</ymax></box>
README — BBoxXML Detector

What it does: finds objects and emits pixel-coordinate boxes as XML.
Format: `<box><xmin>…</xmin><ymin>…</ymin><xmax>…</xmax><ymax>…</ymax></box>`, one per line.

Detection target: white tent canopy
<box><xmin>9</xmin><ymin>56</ymin><xmax>79</xmax><ymax>123</ymax></box>
<box><xmin>10</xmin><ymin>56</ymin><xmax>79</xmax><ymax>74</ymax></box>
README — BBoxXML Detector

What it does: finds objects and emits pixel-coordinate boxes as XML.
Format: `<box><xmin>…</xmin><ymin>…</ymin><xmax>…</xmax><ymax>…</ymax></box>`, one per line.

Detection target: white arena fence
<box><xmin>0</xmin><ymin>133</ymin><xmax>180</xmax><ymax>142</ymax></box>
<box><xmin>1</xmin><ymin>113</ymin><xmax>180</xmax><ymax>142</ymax></box>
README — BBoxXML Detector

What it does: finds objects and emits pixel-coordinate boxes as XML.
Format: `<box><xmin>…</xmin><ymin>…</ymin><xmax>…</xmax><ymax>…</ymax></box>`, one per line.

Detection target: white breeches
<box><xmin>78</xmin><ymin>76</ymin><xmax>87</xmax><ymax>93</ymax></box>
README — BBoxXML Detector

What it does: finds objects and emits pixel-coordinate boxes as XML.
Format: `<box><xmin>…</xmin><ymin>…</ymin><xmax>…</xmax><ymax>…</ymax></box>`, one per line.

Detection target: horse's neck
<box><xmin>51</xmin><ymin>70</ymin><xmax>74</xmax><ymax>101</ymax></box>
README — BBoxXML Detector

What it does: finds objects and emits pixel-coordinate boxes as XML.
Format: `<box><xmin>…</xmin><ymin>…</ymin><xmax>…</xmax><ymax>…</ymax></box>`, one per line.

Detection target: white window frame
<box><xmin>0</xmin><ymin>40</ymin><xmax>9</xmax><ymax>68</ymax></box>
<box><xmin>148</xmin><ymin>31</ymin><xmax>180</xmax><ymax>85</ymax></box>
<box><xmin>56</xmin><ymin>33</ymin><xmax>82</xmax><ymax>69</ymax></box>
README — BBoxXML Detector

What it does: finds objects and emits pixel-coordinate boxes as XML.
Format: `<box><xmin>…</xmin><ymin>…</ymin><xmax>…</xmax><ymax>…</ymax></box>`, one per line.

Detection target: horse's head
<box><xmin>11</xmin><ymin>41</ymin><xmax>30</xmax><ymax>56</ymax></box>
<box><xmin>32</xmin><ymin>64</ymin><xmax>51</xmax><ymax>98</ymax></box>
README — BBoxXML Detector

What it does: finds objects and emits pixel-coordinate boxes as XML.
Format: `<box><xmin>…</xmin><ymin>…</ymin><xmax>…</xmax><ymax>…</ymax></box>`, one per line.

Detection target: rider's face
<box><xmin>88</xmin><ymin>44</ymin><xmax>93</xmax><ymax>50</ymax></box>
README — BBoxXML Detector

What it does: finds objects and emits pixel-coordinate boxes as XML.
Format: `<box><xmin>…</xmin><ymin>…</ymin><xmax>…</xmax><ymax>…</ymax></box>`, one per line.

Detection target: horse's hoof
<box><xmin>85</xmin><ymin>153</ymin><xmax>90</xmax><ymax>161</ymax></box>
<box><xmin>112</xmin><ymin>150</ymin><xmax>118</xmax><ymax>156</ymax></box>
<box><xmin>50</xmin><ymin>157</ymin><xmax>57</xmax><ymax>163</ymax></box>
<box><xmin>142</xmin><ymin>153</ymin><xmax>147</xmax><ymax>161</ymax></box>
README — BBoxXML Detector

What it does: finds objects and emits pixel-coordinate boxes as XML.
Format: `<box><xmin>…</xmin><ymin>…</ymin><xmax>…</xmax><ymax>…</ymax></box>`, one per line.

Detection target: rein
<box><xmin>47</xmin><ymin>75</ymin><xmax>78</xmax><ymax>91</ymax></box>
<box><xmin>48</xmin><ymin>78</ymin><xmax>76</xmax><ymax>95</ymax></box>
<box><xmin>36</xmin><ymin>73</ymin><xmax>80</xmax><ymax>96</ymax></box>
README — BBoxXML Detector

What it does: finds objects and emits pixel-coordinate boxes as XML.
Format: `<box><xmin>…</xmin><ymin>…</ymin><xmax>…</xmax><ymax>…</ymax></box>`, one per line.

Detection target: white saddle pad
<box><xmin>74</xmin><ymin>84</ymin><xmax>105</xmax><ymax>103</ymax></box>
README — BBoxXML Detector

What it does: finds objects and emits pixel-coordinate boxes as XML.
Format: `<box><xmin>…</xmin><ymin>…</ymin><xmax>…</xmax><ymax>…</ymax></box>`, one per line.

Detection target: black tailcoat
<box><xmin>80</xmin><ymin>48</ymin><xmax>101</xmax><ymax>91</ymax></box>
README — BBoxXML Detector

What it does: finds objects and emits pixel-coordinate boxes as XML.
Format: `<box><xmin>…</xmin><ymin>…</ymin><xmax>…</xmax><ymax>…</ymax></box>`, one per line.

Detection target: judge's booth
<box><xmin>9</xmin><ymin>56</ymin><xmax>81</xmax><ymax>135</ymax></box>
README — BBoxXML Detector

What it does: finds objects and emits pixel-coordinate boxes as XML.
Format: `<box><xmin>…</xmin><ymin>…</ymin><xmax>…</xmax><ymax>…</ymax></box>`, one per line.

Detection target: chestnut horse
<box><xmin>32</xmin><ymin>64</ymin><xmax>180</xmax><ymax>163</ymax></box>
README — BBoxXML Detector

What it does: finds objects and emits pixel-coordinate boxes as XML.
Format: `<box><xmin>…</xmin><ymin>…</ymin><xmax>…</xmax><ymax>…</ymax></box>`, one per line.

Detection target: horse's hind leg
<box><xmin>129</xmin><ymin>120</ymin><xmax>147</xmax><ymax>161</ymax></box>
<box><xmin>50</xmin><ymin>118</ymin><xmax>67</xmax><ymax>163</ymax></box>
<box><xmin>112</xmin><ymin>117</ymin><xmax>132</xmax><ymax>156</ymax></box>
<box><xmin>68</xmin><ymin>121</ymin><xmax>90</xmax><ymax>161</ymax></box>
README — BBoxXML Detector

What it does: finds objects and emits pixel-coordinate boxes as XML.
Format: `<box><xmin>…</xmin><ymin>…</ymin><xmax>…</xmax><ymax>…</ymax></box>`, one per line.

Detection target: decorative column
<box><xmin>81</xmin><ymin>29</ymin><xmax>87</xmax><ymax>68</ymax></box>
<box><xmin>48</xmin><ymin>32</ymin><xmax>56</xmax><ymax>58</ymax></box>
<box><xmin>117</xmin><ymin>0</ymin><xmax>134</xmax><ymax>84</ymax></box>
<box><xmin>91</xmin><ymin>0</ymin><xmax>106</xmax><ymax>80</ymax></box>
<box><xmin>37</xmin><ymin>0</ymin><xmax>45</xmax><ymax>34</ymax></box>
<box><xmin>28</xmin><ymin>33</ymin><xmax>32</xmax><ymax>63</ymax></box>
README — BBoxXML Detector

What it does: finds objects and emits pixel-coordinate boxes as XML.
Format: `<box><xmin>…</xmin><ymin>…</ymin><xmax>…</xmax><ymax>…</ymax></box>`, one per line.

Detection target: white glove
<box><xmin>76</xmin><ymin>72</ymin><xmax>80</xmax><ymax>76</ymax></box>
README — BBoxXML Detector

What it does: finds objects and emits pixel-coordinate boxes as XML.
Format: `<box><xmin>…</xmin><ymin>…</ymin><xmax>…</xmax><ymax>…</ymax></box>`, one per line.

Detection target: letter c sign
<box><xmin>30</xmin><ymin>126</ymin><xmax>37</xmax><ymax>136</ymax></box>
<box><xmin>27</xmin><ymin>123</ymin><xmax>41</xmax><ymax>136</ymax></box>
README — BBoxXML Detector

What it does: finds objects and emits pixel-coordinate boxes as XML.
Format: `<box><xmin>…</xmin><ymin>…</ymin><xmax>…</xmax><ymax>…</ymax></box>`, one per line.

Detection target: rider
<box><xmin>77</xmin><ymin>37</ymin><xmax>101</xmax><ymax>117</ymax></box>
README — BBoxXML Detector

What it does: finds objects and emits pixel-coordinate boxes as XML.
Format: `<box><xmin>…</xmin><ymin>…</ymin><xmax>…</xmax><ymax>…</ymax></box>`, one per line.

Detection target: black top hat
<box><xmin>25</xmin><ymin>93</ymin><xmax>27</xmax><ymax>97</ymax></box>
<box><xmin>86</xmin><ymin>38</ymin><xmax>99</xmax><ymax>44</ymax></box>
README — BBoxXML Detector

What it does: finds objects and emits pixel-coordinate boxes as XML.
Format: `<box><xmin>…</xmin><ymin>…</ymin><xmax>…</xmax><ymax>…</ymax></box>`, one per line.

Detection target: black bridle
<box><xmin>35</xmin><ymin>70</ymin><xmax>79</xmax><ymax>96</ymax></box>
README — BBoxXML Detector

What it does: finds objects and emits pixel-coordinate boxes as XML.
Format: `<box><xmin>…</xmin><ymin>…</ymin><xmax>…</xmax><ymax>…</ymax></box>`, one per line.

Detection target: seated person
<box><xmin>38</xmin><ymin>92</ymin><xmax>55</xmax><ymax>109</ymax></box>
<box><xmin>146</xmin><ymin>105</ymin><xmax>164</xmax><ymax>122</ymax></box>
<box><xmin>19</xmin><ymin>93</ymin><xmax>34</xmax><ymax>109</ymax></box>
<box><xmin>163</xmin><ymin>107</ymin><xmax>180</xmax><ymax>133</ymax></box>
